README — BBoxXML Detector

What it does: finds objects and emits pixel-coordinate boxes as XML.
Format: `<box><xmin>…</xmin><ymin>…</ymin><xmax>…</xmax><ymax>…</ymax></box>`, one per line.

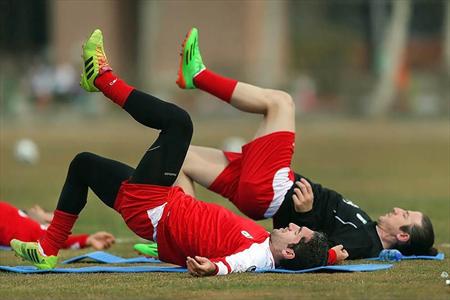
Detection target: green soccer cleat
<box><xmin>10</xmin><ymin>239</ymin><xmax>58</xmax><ymax>270</ymax></box>
<box><xmin>176</xmin><ymin>27</ymin><xmax>206</xmax><ymax>89</ymax></box>
<box><xmin>133</xmin><ymin>243</ymin><xmax>159</xmax><ymax>258</ymax></box>
<box><xmin>80</xmin><ymin>29</ymin><xmax>112</xmax><ymax>92</ymax></box>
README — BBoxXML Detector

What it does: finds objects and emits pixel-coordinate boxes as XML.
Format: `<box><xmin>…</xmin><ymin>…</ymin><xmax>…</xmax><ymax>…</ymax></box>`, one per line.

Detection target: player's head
<box><xmin>270</xmin><ymin>223</ymin><xmax>328</xmax><ymax>270</ymax></box>
<box><xmin>378</xmin><ymin>207</ymin><xmax>436</xmax><ymax>255</ymax></box>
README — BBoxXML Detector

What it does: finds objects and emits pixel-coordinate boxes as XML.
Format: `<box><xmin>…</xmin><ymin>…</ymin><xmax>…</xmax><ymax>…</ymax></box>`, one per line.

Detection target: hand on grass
<box><xmin>186</xmin><ymin>256</ymin><xmax>216</xmax><ymax>277</ymax></box>
<box><xmin>292</xmin><ymin>178</ymin><xmax>314</xmax><ymax>213</ymax></box>
<box><xmin>87</xmin><ymin>231</ymin><xmax>116</xmax><ymax>250</ymax></box>
<box><xmin>331</xmin><ymin>245</ymin><xmax>349</xmax><ymax>263</ymax></box>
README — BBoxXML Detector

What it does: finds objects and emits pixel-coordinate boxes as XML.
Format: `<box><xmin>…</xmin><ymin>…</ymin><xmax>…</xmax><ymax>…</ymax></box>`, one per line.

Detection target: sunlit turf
<box><xmin>0</xmin><ymin>117</ymin><xmax>449</xmax><ymax>299</ymax></box>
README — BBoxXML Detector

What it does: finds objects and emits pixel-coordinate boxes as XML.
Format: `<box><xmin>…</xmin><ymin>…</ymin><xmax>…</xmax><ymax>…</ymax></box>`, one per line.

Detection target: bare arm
<box><xmin>186</xmin><ymin>256</ymin><xmax>217</xmax><ymax>277</ymax></box>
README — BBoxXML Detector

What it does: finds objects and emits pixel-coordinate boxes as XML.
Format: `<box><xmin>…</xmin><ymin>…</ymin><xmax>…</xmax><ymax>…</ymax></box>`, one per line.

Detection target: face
<box><xmin>270</xmin><ymin>223</ymin><xmax>315</xmax><ymax>249</ymax></box>
<box><xmin>378</xmin><ymin>207</ymin><xmax>423</xmax><ymax>236</ymax></box>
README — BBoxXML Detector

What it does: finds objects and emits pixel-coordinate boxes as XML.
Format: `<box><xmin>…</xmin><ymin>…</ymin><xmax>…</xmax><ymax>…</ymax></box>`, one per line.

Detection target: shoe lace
<box><xmin>96</xmin><ymin>46</ymin><xmax>112</xmax><ymax>74</ymax></box>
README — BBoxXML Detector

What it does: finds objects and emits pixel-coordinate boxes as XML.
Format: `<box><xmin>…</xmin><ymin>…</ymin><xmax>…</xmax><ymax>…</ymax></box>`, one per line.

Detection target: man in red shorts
<box><xmin>172</xmin><ymin>28</ymin><xmax>435</xmax><ymax>261</ymax></box>
<box><xmin>11</xmin><ymin>29</ymin><xmax>330</xmax><ymax>275</ymax></box>
<box><xmin>0</xmin><ymin>201</ymin><xmax>115</xmax><ymax>250</ymax></box>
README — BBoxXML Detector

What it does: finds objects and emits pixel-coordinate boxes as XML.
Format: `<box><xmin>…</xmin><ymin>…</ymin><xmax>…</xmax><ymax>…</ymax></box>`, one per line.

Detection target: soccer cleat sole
<box><xmin>176</xmin><ymin>28</ymin><xmax>195</xmax><ymax>89</ymax></box>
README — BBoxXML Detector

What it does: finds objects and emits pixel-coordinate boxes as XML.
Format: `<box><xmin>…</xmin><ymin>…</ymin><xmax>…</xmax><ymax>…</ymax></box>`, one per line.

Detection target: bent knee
<box><xmin>264</xmin><ymin>89</ymin><xmax>295</xmax><ymax>113</ymax></box>
<box><xmin>70</xmin><ymin>152</ymin><xmax>97</xmax><ymax>172</ymax></box>
<box><xmin>169</xmin><ymin>107</ymin><xmax>193</xmax><ymax>137</ymax></box>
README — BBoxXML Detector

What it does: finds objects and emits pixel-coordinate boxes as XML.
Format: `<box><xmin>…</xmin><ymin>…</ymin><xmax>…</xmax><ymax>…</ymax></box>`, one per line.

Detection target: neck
<box><xmin>376</xmin><ymin>225</ymin><xmax>394</xmax><ymax>249</ymax></box>
<box><xmin>269</xmin><ymin>239</ymin><xmax>282</xmax><ymax>266</ymax></box>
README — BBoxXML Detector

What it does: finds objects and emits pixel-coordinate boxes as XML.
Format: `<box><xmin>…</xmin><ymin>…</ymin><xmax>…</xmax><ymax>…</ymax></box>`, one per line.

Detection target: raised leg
<box><xmin>177</xmin><ymin>28</ymin><xmax>295</xmax><ymax>139</ymax></box>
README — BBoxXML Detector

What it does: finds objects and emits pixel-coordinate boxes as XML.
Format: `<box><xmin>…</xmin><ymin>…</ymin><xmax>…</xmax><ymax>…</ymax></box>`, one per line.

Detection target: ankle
<box><xmin>193</xmin><ymin>69</ymin><xmax>238</xmax><ymax>103</ymax></box>
<box><xmin>94</xmin><ymin>72</ymin><xmax>135</xmax><ymax>107</ymax></box>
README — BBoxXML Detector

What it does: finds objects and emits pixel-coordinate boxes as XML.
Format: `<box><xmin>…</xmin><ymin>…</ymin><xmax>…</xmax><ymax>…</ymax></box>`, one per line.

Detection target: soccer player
<box><xmin>172</xmin><ymin>28</ymin><xmax>436</xmax><ymax>260</ymax></box>
<box><xmin>177</xmin><ymin>150</ymin><xmax>436</xmax><ymax>259</ymax></box>
<box><xmin>11</xmin><ymin>29</ymin><xmax>331</xmax><ymax>275</ymax></box>
<box><xmin>0</xmin><ymin>201</ymin><xmax>115</xmax><ymax>250</ymax></box>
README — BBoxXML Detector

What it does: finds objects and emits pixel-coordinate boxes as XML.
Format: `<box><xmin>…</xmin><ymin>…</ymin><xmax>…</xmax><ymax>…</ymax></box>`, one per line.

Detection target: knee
<box><xmin>69</xmin><ymin>152</ymin><xmax>96</xmax><ymax>174</ymax></box>
<box><xmin>169</xmin><ymin>107</ymin><xmax>193</xmax><ymax>138</ymax></box>
<box><xmin>264</xmin><ymin>89</ymin><xmax>295</xmax><ymax>113</ymax></box>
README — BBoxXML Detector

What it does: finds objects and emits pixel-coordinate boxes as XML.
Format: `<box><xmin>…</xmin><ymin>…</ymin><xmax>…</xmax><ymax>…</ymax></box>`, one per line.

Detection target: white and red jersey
<box><xmin>114</xmin><ymin>183</ymin><xmax>275</xmax><ymax>275</ymax></box>
<box><xmin>158</xmin><ymin>189</ymin><xmax>274</xmax><ymax>274</ymax></box>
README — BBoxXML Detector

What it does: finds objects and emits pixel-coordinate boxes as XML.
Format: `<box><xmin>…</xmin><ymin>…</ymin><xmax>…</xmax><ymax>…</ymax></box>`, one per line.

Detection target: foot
<box><xmin>133</xmin><ymin>243</ymin><xmax>159</xmax><ymax>258</ymax></box>
<box><xmin>10</xmin><ymin>239</ymin><xmax>58</xmax><ymax>270</ymax></box>
<box><xmin>176</xmin><ymin>27</ymin><xmax>206</xmax><ymax>89</ymax></box>
<box><xmin>80</xmin><ymin>29</ymin><xmax>112</xmax><ymax>92</ymax></box>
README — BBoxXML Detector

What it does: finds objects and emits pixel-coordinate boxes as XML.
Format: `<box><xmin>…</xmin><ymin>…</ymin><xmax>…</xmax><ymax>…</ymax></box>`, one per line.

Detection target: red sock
<box><xmin>193</xmin><ymin>69</ymin><xmax>238</xmax><ymax>103</ymax></box>
<box><xmin>94</xmin><ymin>71</ymin><xmax>135</xmax><ymax>107</ymax></box>
<box><xmin>39</xmin><ymin>210</ymin><xmax>78</xmax><ymax>256</ymax></box>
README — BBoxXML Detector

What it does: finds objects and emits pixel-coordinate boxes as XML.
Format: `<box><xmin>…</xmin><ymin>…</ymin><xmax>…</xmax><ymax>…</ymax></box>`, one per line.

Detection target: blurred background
<box><xmin>0</xmin><ymin>0</ymin><xmax>448</xmax><ymax>118</ymax></box>
<box><xmin>0</xmin><ymin>0</ymin><xmax>448</xmax><ymax>246</ymax></box>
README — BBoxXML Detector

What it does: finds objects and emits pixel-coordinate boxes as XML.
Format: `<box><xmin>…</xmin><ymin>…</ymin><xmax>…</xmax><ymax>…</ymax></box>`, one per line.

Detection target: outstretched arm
<box><xmin>186</xmin><ymin>256</ymin><xmax>217</xmax><ymax>277</ymax></box>
<box><xmin>187</xmin><ymin>239</ymin><xmax>273</xmax><ymax>276</ymax></box>
<box><xmin>186</xmin><ymin>255</ymin><xmax>255</xmax><ymax>277</ymax></box>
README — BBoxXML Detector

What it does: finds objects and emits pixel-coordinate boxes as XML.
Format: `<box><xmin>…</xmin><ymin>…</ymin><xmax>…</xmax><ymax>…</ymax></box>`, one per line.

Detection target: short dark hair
<box><xmin>395</xmin><ymin>213</ymin><xmax>437</xmax><ymax>256</ymax></box>
<box><xmin>279</xmin><ymin>231</ymin><xmax>329</xmax><ymax>270</ymax></box>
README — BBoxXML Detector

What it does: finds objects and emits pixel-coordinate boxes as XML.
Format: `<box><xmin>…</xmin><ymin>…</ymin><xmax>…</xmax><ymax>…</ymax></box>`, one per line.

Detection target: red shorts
<box><xmin>209</xmin><ymin>131</ymin><xmax>295</xmax><ymax>220</ymax></box>
<box><xmin>114</xmin><ymin>181</ymin><xmax>173</xmax><ymax>241</ymax></box>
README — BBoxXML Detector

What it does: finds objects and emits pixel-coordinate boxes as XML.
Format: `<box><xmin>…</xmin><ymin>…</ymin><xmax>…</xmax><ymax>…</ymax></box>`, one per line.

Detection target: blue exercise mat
<box><xmin>257</xmin><ymin>264</ymin><xmax>393</xmax><ymax>273</ymax></box>
<box><xmin>61</xmin><ymin>251</ymin><xmax>160</xmax><ymax>264</ymax></box>
<box><xmin>0</xmin><ymin>263</ymin><xmax>392</xmax><ymax>274</ymax></box>
<box><xmin>367</xmin><ymin>252</ymin><xmax>444</xmax><ymax>261</ymax></box>
<box><xmin>0</xmin><ymin>265</ymin><xmax>184</xmax><ymax>274</ymax></box>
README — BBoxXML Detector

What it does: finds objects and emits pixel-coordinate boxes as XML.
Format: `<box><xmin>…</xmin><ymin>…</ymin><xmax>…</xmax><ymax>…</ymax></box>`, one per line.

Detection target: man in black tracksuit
<box><xmin>273</xmin><ymin>174</ymin><xmax>383</xmax><ymax>259</ymax></box>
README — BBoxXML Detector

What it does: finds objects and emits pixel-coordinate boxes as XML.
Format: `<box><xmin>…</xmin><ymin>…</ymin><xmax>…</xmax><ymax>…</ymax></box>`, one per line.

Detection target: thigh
<box><xmin>198</xmin><ymin>146</ymin><xmax>242</xmax><ymax>201</ymax></box>
<box><xmin>254</xmin><ymin>108</ymin><xmax>295</xmax><ymax>139</ymax></box>
<box><xmin>240</xmin><ymin>131</ymin><xmax>295</xmax><ymax>182</ymax></box>
<box><xmin>236</xmin><ymin>132</ymin><xmax>296</xmax><ymax>219</ymax></box>
<box><xmin>183</xmin><ymin>145</ymin><xmax>230</xmax><ymax>188</ymax></box>
<box><xmin>124</xmin><ymin>89</ymin><xmax>193</xmax><ymax>187</ymax></box>
<box><xmin>83</xmin><ymin>153</ymin><xmax>135</xmax><ymax>208</ymax></box>
<box><xmin>130</xmin><ymin>127</ymin><xmax>190</xmax><ymax>186</ymax></box>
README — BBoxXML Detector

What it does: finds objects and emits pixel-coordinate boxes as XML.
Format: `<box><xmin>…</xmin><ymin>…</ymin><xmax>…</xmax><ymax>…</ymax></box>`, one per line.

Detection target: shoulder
<box><xmin>226</xmin><ymin>237</ymin><xmax>275</xmax><ymax>271</ymax></box>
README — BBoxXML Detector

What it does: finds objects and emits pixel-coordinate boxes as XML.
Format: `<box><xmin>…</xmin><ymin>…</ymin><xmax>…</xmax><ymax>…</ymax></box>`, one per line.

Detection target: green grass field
<box><xmin>0</xmin><ymin>116</ymin><xmax>449</xmax><ymax>299</ymax></box>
